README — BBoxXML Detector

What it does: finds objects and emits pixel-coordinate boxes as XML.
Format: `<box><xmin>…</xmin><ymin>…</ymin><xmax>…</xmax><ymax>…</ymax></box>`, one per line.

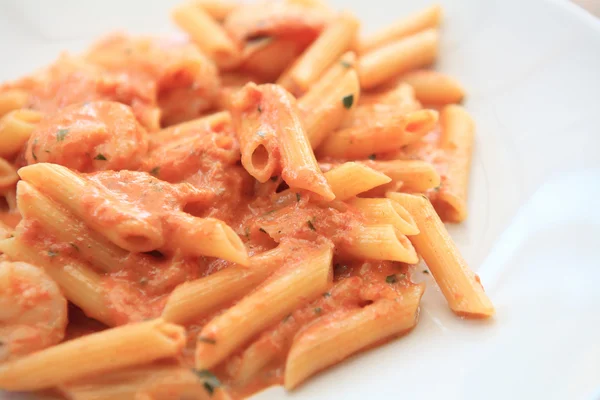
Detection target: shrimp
<box><xmin>0</xmin><ymin>261</ymin><xmax>67</xmax><ymax>362</ymax></box>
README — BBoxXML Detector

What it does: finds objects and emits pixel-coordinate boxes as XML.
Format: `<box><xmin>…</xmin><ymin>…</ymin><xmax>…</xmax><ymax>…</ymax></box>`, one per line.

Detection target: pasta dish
<box><xmin>0</xmin><ymin>0</ymin><xmax>494</xmax><ymax>398</ymax></box>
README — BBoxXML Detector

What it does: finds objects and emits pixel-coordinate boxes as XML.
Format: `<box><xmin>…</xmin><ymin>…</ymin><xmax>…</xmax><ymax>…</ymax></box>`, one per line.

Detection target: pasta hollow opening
<box><xmin>251</xmin><ymin>144</ymin><xmax>270</xmax><ymax>171</ymax></box>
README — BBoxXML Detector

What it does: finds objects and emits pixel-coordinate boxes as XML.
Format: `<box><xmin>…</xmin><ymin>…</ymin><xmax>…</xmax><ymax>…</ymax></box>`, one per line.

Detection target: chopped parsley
<box><xmin>69</xmin><ymin>243</ymin><xmax>80</xmax><ymax>252</ymax></box>
<box><xmin>94</xmin><ymin>154</ymin><xmax>107</xmax><ymax>161</ymax></box>
<box><xmin>368</xmin><ymin>154</ymin><xmax>376</xmax><ymax>160</ymax></box>
<box><xmin>323</xmin><ymin>292</ymin><xmax>331</xmax><ymax>298</ymax></box>
<box><xmin>340</xmin><ymin>60</ymin><xmax>352</xmax><ymax>68</ymax></box>
<box><xmin>198</xmin><ymin>337</ymin><xmax>217</xmax><ymax>345</ymax></box>
<box><xmin>48</xmin><ymin>250</ymin><xmax>58</xmax><ymax>257</ymax></box>
<box><xmin>283</xmin><ymin>314</ymin><xmax>292</xmax><ymax>323</ymax></box>
<box><xmin>342</xmin><ymin>94</ymin><xmax>354</xmax><ymax>109</ymax></box>
<box><xmin>257</xmin><ymin>104</ymin><xmax>263</xmax><ymax>113</ymax></box>
<box><xmin>386</xmin><ymin>274</ymin><xmax>398</xmax><ymax>284</ymax></box>
<box><xmin>307</xmin><ymin>218</ymin><xmax>316</xmax><ymax>231</ymax></box>
<box><xmin>314</xmin><ymin>307</ymin><xmax>322</xmax><ymax>314</ymax></box>
<box><xmin>257</xmin><ymin>131</ymin><xmax>266</xmax><ymax>138</ymax></box>
<box><xmin>31</xmin><ymin>138</ymin><xmax>38</xmax><ymax>161</ymax></box>
<box><xmin>259</xmin><ymin>227</ymin><xmax>267</xmax><ymax>234</ymax></box>
<box><xmin>270</xmin><ymin>175</ymin><xmax>278</xmax><ymax>182</ymax></box>
<box><xmin>150</xmin><ymin>166</ymin><xmax>160</xmax><ymax>176</ymax></box>
<box><xmin>193</xmin><ymin>369</ymin><xmax>221</xmax><ymax>396</ymax></box>
<box><xmin>139</xmin><ymin>277</ymin><xmax>148</xmax><ymax>286</ymax></box>
<box><xmin>56</xmin><ymin>128</ymin><xmax>69</xmax><ymax>142</ymax></box>
<box><xmin>296</xmin><ymin>193</ymin><xmax>301</xmax><ymax>202</ymax></box>
<box><xmin>423</xmin><ymin>269</ymin><xmax>430</xmax><ymax>274</ymax></box>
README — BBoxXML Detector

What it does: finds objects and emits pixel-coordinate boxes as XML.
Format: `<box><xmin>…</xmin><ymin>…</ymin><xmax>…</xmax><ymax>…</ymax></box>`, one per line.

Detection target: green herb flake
<box><xmin>150</xmin><ymin>166</ymin><xmax>160</xmax><ymax>176</ymax></box>
<box><xmin>368</xmin><ymin>154</ymin><xmax>376</xmax><ymax>160</ymax></box>
<box><xmin>307</xmin><ymin>218</ymin><xmax>316</xmax><ymax>231</ymax></box>
<box><xmin>270</xmin><ymin>175</ymin><xmax>278</xmax><ymax>182</ymax></box>
<box><xmin>342</xmin><ymin>94</ymin><xmax>354</xmax><ymax>109</ymax></box>
<box><xmin>386</xmin><ymin>274</ymin><xmax>398</xmax><ymax>284</ymax></box>
<box><xmin>48</xmin><ymin>250</ymin><xmax>58</xmax><ymax>258</ymax></box>
<box><xmin>259</xmin><ymin>227</ymin><xmax>267</xmax><ymax>234</ymax></box>
<box><xmin>283</xmin><ymin>313</ymin><xmax>292</xmax><ymax>323</ymax></box>
<box><xmin>423</xmin><ymin>269</ymin><xmax>430</xmax><ymax>274</ymax></box>
<box><xmin>434</xmin><ymin>184</ymin><xmax>442</xmax><ymax>192</ymax></box>
<box><xmin>257</xmin><ymin>131</ymin><xmax>266</xmax><ymax>138</ymax></box>
<box><xmin>340</xmin><ymin>60</ymin><xmax>352</xmax><ymax>68</ymax></box>
<box><xmin>257</xmin><ymin>104</ymin><xmax>263</xmax><ymax>113</ymax></box>
<box><xmin>31</xmin><ymin>138</ymin><xmax>38</xmax><ymax>161</ymax></box>
<box><xmin>296</xmin><ymin>193</ymin><xmax>301</xmax><ymax>202</ymax></box>
<box><xmin>56</xmin><ymin>128</ymin><xmax>69</xmax><ymax>142</ymax></box>
<box><xmin>314</xmin><ymin>307</ymin><xmax>322</xmax><ymax>314</ymax></box>
<box><xmin>139</xmin><ymin>277</ymin><xmax>148</xmax><ymax>286</ymax></box>
<box><xmin>198</xmin><ymin>336</ymin><xmax>217</xmax><ymax>345</ymax></box>
<box><xmin>193</xmin><ymin>369</ymin><xmax>221</xmax><ymax>396</ymax></box>
<box><xmin>69</xmin><ymin>243</ymin><xmax>80</xmax><ymax>252</ymax></box>
<box><xmin>94</xmin><ymin>154</ymin><xmax>107</xmax><ymax>161</ymax></box>
<box><xmin>323</xmin><ymin>292</ymin><xmax>331</xmax><ymax>298</ymax></box>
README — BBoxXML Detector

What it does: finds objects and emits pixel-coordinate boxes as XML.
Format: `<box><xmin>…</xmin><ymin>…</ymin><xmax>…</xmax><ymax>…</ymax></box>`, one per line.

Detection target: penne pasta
<box><xmin>0</xmin><ymin>89</ymin><xmax>29</xmax><ymax>118</ymax></box>
<box><xmin>193</xmin><ymin>0</ymin><xmax>237</xmax><ymax>21</ymax></box>
<box><xmin>347</xmin><ymin>197</ymin><xmax>419</xmax><ymax>235</ymax></box>
<box><xmin>298</xmin><ymin>68</ymin><xmax>361</xmax><ymax>149</ymax></box>
<box><xmin>277</xmin><ymin>11</ymin><xmax>360</xmax><ymax>94</ymax></box>
<box><xmin>0</xmin><ymin>236</ymin><xmax>115</xmax><ymax>326</ymax></box>
<box><xmin>402</xmin><ymin>70</ymin><xmax>465</xmax><ymax>105</ymax></box>
<box><xmin>162</xmin><ymin>245</ymin><xmax>287</xmax><ymax>324</ymax></box>
<box><xmin>195</xmin><ymin>242</ymin><xmax>333</xmax><ymax>369</ymax></box>
<box><xmin>318</xmin><ymin>109</ymin><xmax>438</xmax><ymax>159</ymax></box>
<box><xmin>434</xmin><ymin>104</ymin><xmax>475</xmax><ymax>222</ymax></box>
<box><xmin>388</xmin><ymin>192</ymin><xmax>494</xmax><ymax>318</ymax></box>
<box><xmin>358</xmin><ymin>29</ymin><xmax>439</xmax><ymax>90</ymax></box>
<box><xmin>18</xmin><ymin>163</ymin><xmax>165</xmax><ymax>253</ymax></box>
<box><xmin>172</xmin><ymin>1</ymin><xmax>241</xmax><ymax>69</ymax></box>
<box><xmin>165</xmin><ymin>212</ymin><xmax>248</xmax><ymax>265</ymax></box>
<box><xmin>324</xmin><ymin>162</ymin><xmax>391</xmax><ymax>200</ymax></box>
<box><xmin>16</xmin><ymin>181</ymin><xmax>129</xmax><ymax>272</ymax></box>
<box><xmin>363</xmin><ymin>159</ymin><xmax>441</xmax><ymax>193</ymax></box>
<box><xmin>149</xmin><ymin>111</ymin><xmax>232</xmax><ymax>149</ymax></box>
<box><xmin>0</xmin><ymin>319</ymin><xmax>186</xmax><ymax>391</ymax></box>
<box><xmin>0</xmin><ymin>108</ymin><xmax>43</xmax><ymax>158</ymax></box>
<box><xmin>0</xmin><ymin>157</ymin><xmax>18</xmax><ymax>192</ymax></box>
<box><xmin>341</xmin><ymin>224</ymin><xmax>419</xmax><ymax>263</ymax></box>
<box><xmin>359</xmin><ymin>4</ymin><xmax>442</xmax><ymax>53</ymax></box>
<box><xmin>285</xmin><ymin>284</ymin><xmax>424</xmax><ymax>389</ymax></box>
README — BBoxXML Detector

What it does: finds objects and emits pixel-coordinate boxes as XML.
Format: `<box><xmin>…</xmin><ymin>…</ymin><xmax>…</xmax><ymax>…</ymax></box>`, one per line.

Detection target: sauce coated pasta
<box><xmin>0</xmin><ymin>1</ymin><xmax>493</xmax><ymax>398</ymax></box>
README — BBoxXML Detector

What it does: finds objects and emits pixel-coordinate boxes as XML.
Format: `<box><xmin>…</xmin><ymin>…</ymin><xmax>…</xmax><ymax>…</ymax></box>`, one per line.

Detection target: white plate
<box><xmin>1</xmin><ymin>0</ymin><xmax>599</xmax><ymax>399</ymax></box>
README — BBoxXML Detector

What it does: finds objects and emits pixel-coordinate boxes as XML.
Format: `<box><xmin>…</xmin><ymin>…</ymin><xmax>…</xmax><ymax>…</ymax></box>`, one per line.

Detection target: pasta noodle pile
<box><xmin>0</xmin><ymin>1</ymin><xmax>493</xmax><ymax>398</ymax></box>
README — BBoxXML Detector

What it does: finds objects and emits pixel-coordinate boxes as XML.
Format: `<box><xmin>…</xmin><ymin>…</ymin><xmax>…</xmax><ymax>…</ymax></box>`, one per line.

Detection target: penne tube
<box><xmin>0</xmin><ymin>319</ymin><xmax>186</xmax><ymax>391</ymax></box>
<box><xmin>388</xmin><ymin>192</ymin><xmax>494</xmax><ymax>318</ymax></box>
<box><xmin>341</xmin><ymin>224</ymin><xmax>419</xmax><ymax>263</ymax></box>
<box><xmin>298</xmin><ymin>51</ymin><xmax>356</xmax><ymax>107</ymax></box>
<box><xmin>285</xmin><ymin>284</ymin><xmax>424</xmax><ymax>389</ymax></box>
<box><xmin>193</xmin><ymin>0</ymin><xmax>237</xmax><ymax>21</ymax></box>
<box><xmin>318</xmin><ymin>109</ymin><xmax>438</xmax><ymax>159</ymax></box>
<box><xmin>0</xmin><ymin>236</ymin><xmax>115</xmax><ymax>326</ymax></box>
<box><xmin>16</xmin><ymin>181</ymin><xmax>128</xmax><ymax>272</ymax></box>
<box><xmin>324</xmin><ymin>162</ymin><xmax>391</xmax><ymax>201</ymax></box>
<box><xmin>402</xmin><ymin>70</ymin><xmax>465</xmax><ymax>105</ymax></box>
<box><xmin>172</xmin><ymin>2</ymin><xmax>241</xmax><ymax>69</ymax></box>
<box><xmin>149</xmin><ymin>111</ymin><xmax>231</xmax><ymax>149</ymax></box>
<box><xmin>59</xmin><ymin>363</ymin><xmax>231</xmax><ymax>400</ymax></box>
<box><xmin>0</xmin><ymin>108</ymin><xmax>43</xmax><ymax>158</ymax></box>
<box><xmin>358</xmin><ymin>29</ymin><xmax>439</xmax><ymax>90</ymax></box>
<box><xmin>0</xmin><ymin>157</ymin><xmax>18</xmax><ymax>192</ymax></box>
<box><xmin>162</xmin><ymin>245</ymin><xmax>287</xmax><ymax>324</ymax></box>
<box><xmin>230</xmin><ymin>83</ymin><xmax>334</xmax><ymax>199</ymax></box>
<box><xmin>18</xmin><ymin>163</ymin><xmax>164</xmax><ymax>253</ymax></box>
<box><xmin>363</xmin><ymin>159</ymin><xmax>441</xmax><ymax>192</ymax></box>
<box><xmin>277</xmin><ymin>11</ymin><xmax>360</xmax><ymax>94</ymax></box>
<box><xmin>359</xmin><ymin>4</ymin><xmax>442</xmax><ymax>53</ymax></box>
<box><xmin>241</xmin><ymin>38</ymin><xmax>304</xmax><ymax>82</ymax></box>
<box><xmin>195</xmin><ymin>242</ymin><xmax>333</xmax><ymax>369</ymax></box>
<box><xmin>0</xmin><ymin>89</ymin><xmax>29</xmax><ymax>118</ymax></box>
<box><xmin>298</xmin><ymin>69</ymin><xmax>360</xmax><ymax>149</ymax></box>
<box><xmin>435</xmin><ymin>105</ymin><xmax>475</xmax><ymax>222</ymax></box>
<box><xmin>165</xmin><ymin>212</ymin><xmax>248</xmax><ymax>265</ymax></box>
<box><xmin>347</xmin><ymin>197</ymin><xmax>419</xmax><ymax>235</ymax></box>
